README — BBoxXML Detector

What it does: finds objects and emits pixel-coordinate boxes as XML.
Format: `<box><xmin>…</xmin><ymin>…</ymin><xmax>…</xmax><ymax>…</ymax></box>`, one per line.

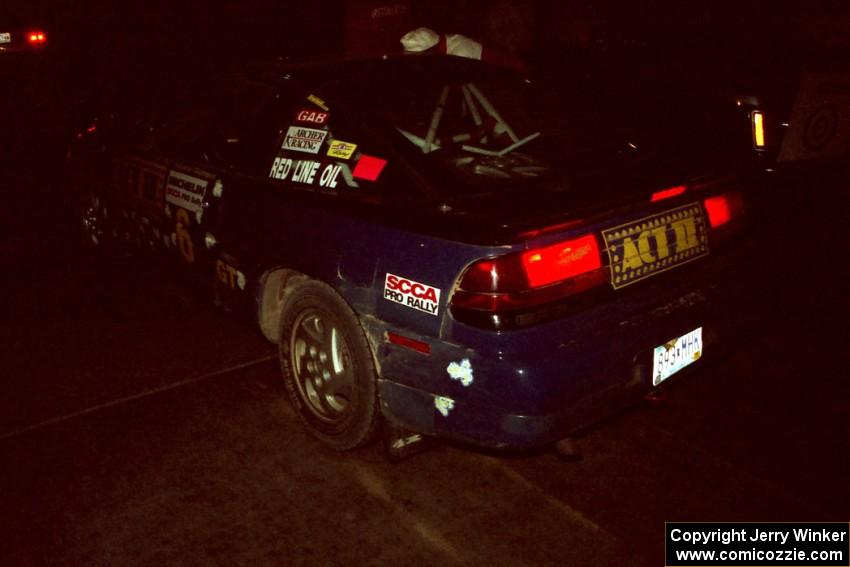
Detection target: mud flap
<box><xmin>383</xmin><ymin>421</ymin><xmax>432</xmax><ymax>462</ymax></box>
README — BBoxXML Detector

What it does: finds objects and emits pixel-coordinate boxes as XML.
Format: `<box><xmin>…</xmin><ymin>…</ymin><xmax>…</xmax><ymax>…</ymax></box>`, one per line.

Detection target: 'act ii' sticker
<box><xmin>282</xmin><ymin>126</ymin><xmax>328</xmax><ymax>154</ymax></box>
<box><xmin>295</xmin><ymin>109</ymin><xmax>329</xmax><ymax>125</ymax></box>
<box><xmin>165</xmin><ymin>170</ymin><xmax>209</xmax><ymax>213</ymax></box>
<box><xmin>327</xmin><ymin>140</ymin><xmax>358</xmax><ymax>159</ymax></box>
<box><xmin>384</xmin><ymin>273</ymin><xmax>441</xmax><ymax>316</ymax></box>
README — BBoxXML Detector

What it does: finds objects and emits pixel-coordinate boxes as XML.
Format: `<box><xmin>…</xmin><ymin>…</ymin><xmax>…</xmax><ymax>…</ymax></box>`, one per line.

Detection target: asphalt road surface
<box><xmin>2</xmin><ymin>156</ymin><xmax>849</xmax><ymax>566</ymax></box>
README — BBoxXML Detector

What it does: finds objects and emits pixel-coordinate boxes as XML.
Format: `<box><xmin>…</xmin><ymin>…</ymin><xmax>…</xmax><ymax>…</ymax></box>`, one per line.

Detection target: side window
<box><xmin>264</xmin><ymin>92</ymin><xmax>389</xmax><ymax>203</ymax></box>
<box><xmin>230</xmin><ymin>91</ymin><xmax>299</xmax><ymax>176</ymax></box>
<box><xmin>179</xmin><ymin>82</ymin><xmax>277</xmax><ymax>168</ymax></box>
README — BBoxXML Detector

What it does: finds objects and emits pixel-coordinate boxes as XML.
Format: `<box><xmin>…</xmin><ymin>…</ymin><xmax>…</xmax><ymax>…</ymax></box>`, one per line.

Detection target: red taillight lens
<box><xmin>650</xmin><ymin>185</ymin><xmax>686</xmax><ymax>202</ymax></box>
<box><xmin>704</xmin><ymin>191</ymin><xmax>744</xmax><ymax>228</ymax></box>
<box><xmin>28</xmin><ymin>31</ymin><xmax>47</xmax><ymax>44</ymax></box>
<box><xmin>521</xmin><ymin>234</ymin><xmax>601</xmax><ymax>287</ymax></box>
<box><xmin>451</xmin><ymin>234</ymin><xmax>606</xmax><ymax>326</ymax></box>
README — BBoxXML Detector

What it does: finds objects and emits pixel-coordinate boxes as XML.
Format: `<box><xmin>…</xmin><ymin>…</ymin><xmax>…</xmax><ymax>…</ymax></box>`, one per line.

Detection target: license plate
<box><xmin>652</xmin><ymin>327</ymin><xmax>703</xmax><ymax>385</ymax></box>
<box><xmin>602</xmin><ymin>203</ymin><xmax>709</xmax><ymax>289</ymax></box>
<box><xmin>0</xmin><ymin>33</ymin><xmax>11</xmax><ymax>44</ymax></box>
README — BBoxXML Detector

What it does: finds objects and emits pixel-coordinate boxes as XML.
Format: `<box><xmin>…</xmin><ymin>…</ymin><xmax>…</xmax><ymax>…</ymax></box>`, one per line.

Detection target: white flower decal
<box><xmin>434</xmin><ymin>396</ymin><xmax>455</xmax><ymax>417</ymax></box>
<box><xmin>446</xmin><ymin>358</ymin><xmax>474</xmax><ymax>387</ymax></box>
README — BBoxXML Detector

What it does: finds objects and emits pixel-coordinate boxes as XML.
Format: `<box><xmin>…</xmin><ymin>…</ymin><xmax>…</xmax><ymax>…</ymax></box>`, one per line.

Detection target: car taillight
<box><xmin>521</xmin><ymin>235</ymin><xmax>601</xmax><ymax>287</ymax></box>
<box><xmin>704</xmin><ymin>191</ymin><xmax>744</xmax><ymax>229</ymax></box>
<box><xmin>451</xmin><ymin>234</ymin><xmax>606</xmax><ymax>327</ymax></box>
<box><xmin>751</xmin><ymin>110</ymin><xmax>765</xmax><ymax>149</ymax></box>
<box><xmin>650</xmin><ymin>185</ymin><xmax>686</xmax><ymax>202</ymax></box>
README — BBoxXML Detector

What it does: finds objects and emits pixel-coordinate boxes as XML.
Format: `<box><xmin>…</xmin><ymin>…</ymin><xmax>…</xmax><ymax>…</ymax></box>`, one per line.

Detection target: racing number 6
<box><xmin>175</xmin><ymin>208</ymin><xmax>194</xmax><ymax>264</ymax></box>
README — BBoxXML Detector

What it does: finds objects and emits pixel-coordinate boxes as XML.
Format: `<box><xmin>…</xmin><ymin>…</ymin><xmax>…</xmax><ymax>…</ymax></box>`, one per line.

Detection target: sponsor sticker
<box><xmin>165</xmin><ymin>170</ymin><xmax>209</xmax><ymax>213</ymax></box>
<box><xmin>216</xmin><ymin>259</ymin><xmax>246</xmax><ymax>290</ymax></box>
<box><xmin>269</xmin><ymin>157</ymin><xmax>347</xmax><ymax>188</ymax></box>
<box><xmin>384</xmin><ymin>273</ymin><xmax>441</xmax><ymax>316</ymax></box>
<box><xmin>307</xmin><ymin>93</ymin><xmax>329</xmax><ymax>111</ymax></box>
<box><xmin>353</xmin><ymin>154</ymin><xmax>387</xmax><ymax>181</ymax></box>
<box><xmin>602</xmin><ymin>203</ymin><xmax>709</xmax><ymax>290</ymax></box>
<box><xmin>282</xmin><ymin>126</ymin><xmax>328</xmax><ymax>154</ymax></box>
<box><xmin>295</xmin><ymin>109</ymin><xmax>329</xmax><ymax>125</ymax></box>
<box><xmin>327</xmin><ymin>140</ymin><xmax>358</xmax><ymax>159</ymax></box>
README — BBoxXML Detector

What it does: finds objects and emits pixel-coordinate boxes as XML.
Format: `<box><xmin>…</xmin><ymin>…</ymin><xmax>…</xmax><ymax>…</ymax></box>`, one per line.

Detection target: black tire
<box><xmin>278</xmin><ymin>278</ymin><xmax>381</xmax><ymax>450</ymax></box>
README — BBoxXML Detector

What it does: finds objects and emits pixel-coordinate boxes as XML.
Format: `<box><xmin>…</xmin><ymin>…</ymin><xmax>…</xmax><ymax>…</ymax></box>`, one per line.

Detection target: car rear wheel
<box><xmin>80</xmin><ymin>191</ymin><xmax>109</xmax><ymax>248</ymax></box>
<box><xmin>278</xmin><ymin>279</ymin><xmax>381</xmax><ymax>450</ymax></box>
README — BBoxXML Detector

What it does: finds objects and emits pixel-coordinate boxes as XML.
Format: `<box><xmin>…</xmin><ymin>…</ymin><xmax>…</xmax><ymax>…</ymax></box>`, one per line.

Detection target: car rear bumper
<box><xmin>377</xmin><ymin>320</ymin><xmax>734</xmax><ymax>451</ymax></box>
<box><xmin>367</xmin><ymin>244</ymin><xmax>756</xmax><ymax>450</ymax></box>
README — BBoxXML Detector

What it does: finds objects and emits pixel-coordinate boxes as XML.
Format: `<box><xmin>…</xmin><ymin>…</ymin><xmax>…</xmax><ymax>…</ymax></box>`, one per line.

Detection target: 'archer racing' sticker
<box><xmin>282</xmin><ymin>126</ymin><xmax>328</xmax><ymax>154</ymax></box>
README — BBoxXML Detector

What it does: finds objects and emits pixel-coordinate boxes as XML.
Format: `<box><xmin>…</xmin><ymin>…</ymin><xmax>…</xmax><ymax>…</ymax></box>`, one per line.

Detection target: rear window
<box><xmin>305</xmin><ymin>57</ymin><xmax>633</xmax><ymax>200</ymax></box>
<box><xmin>379</xmin><ymin>71</ymin><xmax>553</xmax><ymax>188</ymax></box>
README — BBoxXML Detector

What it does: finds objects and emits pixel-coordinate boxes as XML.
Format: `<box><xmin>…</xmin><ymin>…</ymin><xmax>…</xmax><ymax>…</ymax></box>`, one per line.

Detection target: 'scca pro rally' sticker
<box><xmin>384</xmin><ymin>273</ymin><xmax>441</xmax><ymax>316</ymax></box>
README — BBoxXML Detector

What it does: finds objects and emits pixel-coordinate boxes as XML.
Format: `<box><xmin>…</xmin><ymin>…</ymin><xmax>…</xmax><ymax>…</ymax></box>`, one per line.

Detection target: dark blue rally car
<box><xmin>69</xmin><ymin>54</ymin><xmax>751</xmax><ymax>452</ymax></box>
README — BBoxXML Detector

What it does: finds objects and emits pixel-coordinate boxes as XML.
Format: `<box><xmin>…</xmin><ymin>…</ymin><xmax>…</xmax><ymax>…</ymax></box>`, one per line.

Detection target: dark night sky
<box><xmin>8</xmin><ymin>1</ymin><xmax>849</xmax><ymax>60</ymax></box>
<box><xmin>5</xmin><ymin>1</ymin><xmax>849</xmax><ymax>112</ymax></box>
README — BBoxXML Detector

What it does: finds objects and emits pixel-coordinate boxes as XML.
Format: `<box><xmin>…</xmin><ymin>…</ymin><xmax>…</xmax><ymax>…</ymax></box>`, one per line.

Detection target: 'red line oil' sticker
<box><xmin>295</xmin><ymin>109</ymin><xmax>329</xmax><ymax>125</ymax></box>
<box><xmin>353</xmin><ymin>154</ymin><xmax>387</xmax><ymax>181</ymax></box>
<box><xmin>384</xmin><ymin>273</ymin><xmax>441</xmax><ymax>316</ymax></box>
<box><xmin>269</xmin><ymin>157</ymin><xmax>347</xmax><ymax>188</ymax></box>
<box><xmin>327</xmin><ymin>140</ymin><xmax>358</xmax><ymax>159</ymax></box>
<box><xmin>282</xmin><ymin>126</ymin><xmax>328</xmax><ymax>154</ymax></box>
<box><xmin>307</xmin><ymin>93</ymin><xmax>329</xmax><ymax>111</ymax></box>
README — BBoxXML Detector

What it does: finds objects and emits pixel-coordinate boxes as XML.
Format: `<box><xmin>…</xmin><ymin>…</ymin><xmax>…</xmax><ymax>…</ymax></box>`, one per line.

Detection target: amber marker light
<box><xmin>751</xmin><ymin>110</ymin><xmax>765</xmax><ymax>148</ymax></box>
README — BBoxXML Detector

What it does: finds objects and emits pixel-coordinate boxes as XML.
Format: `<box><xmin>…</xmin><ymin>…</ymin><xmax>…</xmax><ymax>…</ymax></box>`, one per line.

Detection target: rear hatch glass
<box><xmin>306</xmin><ymin>57</ymin><xmax>737</xmax><ymax>224</ymax></box>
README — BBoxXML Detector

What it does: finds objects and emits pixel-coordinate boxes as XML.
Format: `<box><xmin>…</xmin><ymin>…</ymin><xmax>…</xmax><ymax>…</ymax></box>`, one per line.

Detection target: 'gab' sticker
<box><xmin>384</xmin><ymin>273</ymin><xmax>441</xmax><ymax>316</ymax></box>
<box><xmin>282</xmin><ymin>126</ymin><xmax>328</xmax><ymax>154</ymax></box>
<box><xmin>327</xmin><ymin>140</ymin><xmax>358</xmax><ymax>159</ymax></box>
<box><xmin>295</xmin><ymin>109</ymin><xmax>329</xmax><ymax>125</ymax></box>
